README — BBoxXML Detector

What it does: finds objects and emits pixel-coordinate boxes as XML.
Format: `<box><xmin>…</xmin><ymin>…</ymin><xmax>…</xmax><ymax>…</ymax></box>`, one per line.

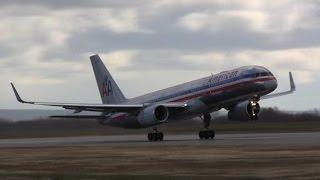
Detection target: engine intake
<box><xmin>137</xmin><ymin>105</ymin><xmax>169</xmax><ymax>127</ymax></box>
<box><xmin>154</xmin><ymin>105</ymin><xmax>169</xmax><ymax>121</ymax></box>
<box><xmin>228</xmin><ymin>101</ymin><xmax>260</xmax><ymax>121</ymax></box>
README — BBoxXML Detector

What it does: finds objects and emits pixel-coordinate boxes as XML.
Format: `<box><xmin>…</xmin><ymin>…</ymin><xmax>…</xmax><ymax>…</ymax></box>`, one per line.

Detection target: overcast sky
<box><xmin>0</xmin><ymin>0</ymin><xmax>319</xmax><ymax>110</ymax></box>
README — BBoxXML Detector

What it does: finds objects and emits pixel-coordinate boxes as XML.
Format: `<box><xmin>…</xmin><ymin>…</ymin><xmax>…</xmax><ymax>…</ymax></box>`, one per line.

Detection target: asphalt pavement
<box><xmin>0</xmin><ymin>132</ymin><xmax>319</xmax><ymax>148</ymax></box>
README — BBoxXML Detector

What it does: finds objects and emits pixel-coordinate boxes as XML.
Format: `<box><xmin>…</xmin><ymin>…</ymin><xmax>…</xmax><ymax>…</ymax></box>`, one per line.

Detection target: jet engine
<box><xmin>228</xmin><ymin>101</ymin><xmax>260</xmax><ymax>121</ymax></box>
<box><xmin>137</xmin><ymin>105</ymin><xmax>169</xmax><ymax>127</ymax></box>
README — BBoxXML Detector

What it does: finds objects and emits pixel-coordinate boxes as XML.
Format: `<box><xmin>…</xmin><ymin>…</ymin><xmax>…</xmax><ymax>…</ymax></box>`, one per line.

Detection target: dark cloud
<box><xmin>0</xmin><ymin>0</ymin><xmax>144</xmax><ymax>9</ymax></box>
<box><xmin>66</xmin><ymin>25</ymin><xmax>320</xmax><ymax>55</ymax></box>
<box><xmin>117</xmin><ymin>51</ymin><xmax>200</xmax><ymax>72</ymax></box>
<box><xmin>0</xmin><ymin>1</ymin><xmax>319</xmax><ymax>111</ymax></box>
<box><xmin>59</xmin><ymin>1</ymin><xmax>320</xmax><ymax>53</ymax></box>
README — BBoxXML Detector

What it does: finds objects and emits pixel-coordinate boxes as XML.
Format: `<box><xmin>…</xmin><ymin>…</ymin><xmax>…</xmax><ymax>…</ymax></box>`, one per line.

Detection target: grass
<box><xmin>0</xmin><ymin>145</ymin><xmax>319</xmax><ymax>179</ymax></box>
<box><xmin>0</xmin><ymin>173</ymin><xmax>247</xmax><ymax>180</ymax></box>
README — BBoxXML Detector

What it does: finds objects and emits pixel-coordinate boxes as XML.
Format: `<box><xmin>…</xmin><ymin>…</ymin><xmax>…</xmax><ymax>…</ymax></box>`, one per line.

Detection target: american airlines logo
<box><xmin>101</xmin><ymin>76</ymin><xmax>113</xmax><ymax>97</ymax></box>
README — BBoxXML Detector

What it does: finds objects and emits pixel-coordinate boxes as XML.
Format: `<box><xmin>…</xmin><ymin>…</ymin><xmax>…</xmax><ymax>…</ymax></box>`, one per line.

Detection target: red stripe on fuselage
<box><xmin>172</xmin><ymin>76</ymin><xmax>276</xmax><ymax>103</ymax></box>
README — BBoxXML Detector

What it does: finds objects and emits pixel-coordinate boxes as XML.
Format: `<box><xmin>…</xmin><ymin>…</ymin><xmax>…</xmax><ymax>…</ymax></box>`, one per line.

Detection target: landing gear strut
<box><xmin>199</xmin><ymin>113</ymin><xmax>215</xmax><ymax>140</ymax></box>
<box><xmin>249</xmin><ymin>96</ymin><xmax>260</xmax><ymax>121</ymax></box>
<box><xmin>147</xmin><ymin>127</ymin><xmax>164</xmax><ymax>141</ymax></box>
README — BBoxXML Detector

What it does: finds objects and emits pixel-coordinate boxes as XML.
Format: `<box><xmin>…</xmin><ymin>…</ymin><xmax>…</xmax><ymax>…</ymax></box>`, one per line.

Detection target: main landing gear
<box><xmin>148</xmin><ymin>127</ymin><xmax>164</xmax><ymax>142</ymax></box>
<box><xmin>199</xmin><ymin>113</ymin><xmax>215</xmax><ymax>140</ymax></box>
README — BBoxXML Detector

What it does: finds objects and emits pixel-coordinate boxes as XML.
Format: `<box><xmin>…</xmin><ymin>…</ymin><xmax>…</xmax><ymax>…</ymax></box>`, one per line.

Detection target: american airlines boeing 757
<box><xmin>11</xmin><ymin>55</ymin><xmax>296</xmax><ymax>141</ymax></box>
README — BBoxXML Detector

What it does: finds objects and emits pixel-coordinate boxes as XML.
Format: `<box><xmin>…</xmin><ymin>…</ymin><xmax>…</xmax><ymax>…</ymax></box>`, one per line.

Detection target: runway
<box><xmin>0</xmin><ymin>132</ymin><xmax>319</xmax><ymax>148</ymax></box>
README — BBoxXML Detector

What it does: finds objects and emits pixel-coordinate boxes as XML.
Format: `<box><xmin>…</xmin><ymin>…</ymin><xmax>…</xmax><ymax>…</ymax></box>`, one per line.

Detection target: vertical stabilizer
<box><xmin>90</xmin><ymin>54</ymin><xmax>126</xmax><ymax>104</ymax></box>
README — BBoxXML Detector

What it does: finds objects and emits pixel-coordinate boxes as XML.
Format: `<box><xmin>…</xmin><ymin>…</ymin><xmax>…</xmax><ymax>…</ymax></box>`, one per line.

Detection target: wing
<box><xmin>10</xmin><ymin>83</ymin><xmax>187</xmax><ymax>113</ymax></box>
<box><xmin>262</xmin><ymin>72</ymin><xmax>296</xmax><ymax>99</ymax></box>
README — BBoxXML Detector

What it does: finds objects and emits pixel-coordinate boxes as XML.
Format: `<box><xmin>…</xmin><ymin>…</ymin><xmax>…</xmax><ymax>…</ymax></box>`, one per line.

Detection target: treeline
<box><xmin>215</xmin><ymin>107</ymin><xmax>320</xmax><ymax>122</ymax></box>
<box><xmin>0</xmin><ymin>118</ymin><xmax>118</xmax><ymax>138</ymax></box>
<box><xmin>260</xmin><ymin>107</ymin><xmax>320</xmax><ymax>122</ymax></box>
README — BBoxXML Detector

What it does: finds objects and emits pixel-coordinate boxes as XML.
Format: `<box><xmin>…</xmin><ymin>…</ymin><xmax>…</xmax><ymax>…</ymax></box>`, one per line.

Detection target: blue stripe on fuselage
<box><xmin>148</xmin><ymin>73</ymin><xmax>271</xmax><ymax>103</ymax></box>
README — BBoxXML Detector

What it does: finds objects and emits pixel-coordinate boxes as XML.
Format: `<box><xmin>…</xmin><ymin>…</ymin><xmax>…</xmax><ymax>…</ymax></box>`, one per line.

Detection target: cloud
<box><xmin>108</xmin><ymin>48</ymin><xmax>320</xmax><ymax>85</ymax></box>
<box><xmin>177</xmin><ymin>5</ymin><xmax>319</xmax><ymax>34</ymax></box>
<box><xmin>177</xmin><ymin>12</ymin><xmax>212</xmax><ymax>31</ymax></box>
<box><xmin>0</xmin><ymin>0</ymin><xmax>319</xmax><ymax>110</ymax></box>
<box><xmin>0</xmin><ymin>6</ymin><xmax>148</xmax><ymax>85</ymax></box>
<box><xmin>100</xmin><ymin>50</ymin><xmax>137</xmax><ymax>70</ymax></box>
<box><xmin>0</xmin><ymin>0</ymin><xmax>145</xmax><ymax>9</ymax></box>
<box><xmin>180</xmin><ymin>48</ymin><xmax>320</xmax><ymax>84</ymax></box>
<box><xmin>177</xmin><ymin>11</ymin><xmax>265</xmax><ymax>32</ymax></box>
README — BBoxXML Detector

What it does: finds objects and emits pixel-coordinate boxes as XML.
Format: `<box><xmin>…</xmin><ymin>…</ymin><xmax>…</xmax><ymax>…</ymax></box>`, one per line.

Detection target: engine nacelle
<box><xmin>137</xmin><ymin>105</ymin><xmax>169</xmax><ymax>127</ymax></box>
<box><xmin>228</xmin><ymin>101</ymin><xmax>260</xmax><ymax>121</ymax></box>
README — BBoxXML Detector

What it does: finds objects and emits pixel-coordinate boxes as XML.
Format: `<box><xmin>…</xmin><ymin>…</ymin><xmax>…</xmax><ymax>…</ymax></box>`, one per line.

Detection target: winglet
<box><xmin>261</xmin><ymin>72</ymin><xmax>296</xmax><ymax>99</ymax></box>
<box><xmin>289</xmin><ymin>72</ymin><xmax>296</xmax><ymax>92</ymax></box>
<box><xmin>10</xmin><ymin>83</ymin><xmax>30</xmax><ymax>104</ymax></box>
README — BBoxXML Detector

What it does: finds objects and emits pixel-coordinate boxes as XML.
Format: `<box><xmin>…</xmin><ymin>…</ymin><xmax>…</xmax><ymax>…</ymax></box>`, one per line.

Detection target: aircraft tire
<box><xmin>199</xmin><ymin>131</ymin><xmax>204</xmax><ymax>139</ymax></box>
<box><xmin>152</xmin><ymin>133</ymin><xmax>158</xmax><ymax>141</ymax></box>
<box><xmin>148</xmin><ymin>133</ymin><xmax>153</xmax><ymax>141</ymax></box>
<box><xmin>208</xmin><ymin>130</ymin><xmax>215</xmax><ymax>139</ymax></box>
<box><xmin>158</xmin><ymin>132</ymin><xmax>164</xmax><ymax>141</ymax></box>
<box><xmin>148</xmin><ymin>132</ymin><xmax>164</xmax><ymax>141</ymax></box>
<box><xmin>199</xmin><ymin>130</ymin><xmax>215</xmax><ymax>140</ymax></box>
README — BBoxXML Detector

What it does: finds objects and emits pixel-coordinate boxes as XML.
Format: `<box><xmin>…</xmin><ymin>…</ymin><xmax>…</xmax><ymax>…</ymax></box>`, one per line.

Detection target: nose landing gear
<box><xmin>199</xmin><ymin>113</ymin><xmax>215</xmax><ymax>140</ymax></box>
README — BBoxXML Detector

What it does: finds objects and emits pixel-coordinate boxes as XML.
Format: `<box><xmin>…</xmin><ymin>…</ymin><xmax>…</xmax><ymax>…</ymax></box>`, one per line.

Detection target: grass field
<box><xmin>0</xmin><ymin>144</ymin><xmax>320</xmax><ymax>179</ymax></box>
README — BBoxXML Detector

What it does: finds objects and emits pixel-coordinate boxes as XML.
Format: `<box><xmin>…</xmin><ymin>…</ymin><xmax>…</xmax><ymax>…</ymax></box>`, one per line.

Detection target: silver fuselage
<box><xmin>104</xmin><ymin>66</ymin><xmax>277</xmax><ymax>128</ymax></box>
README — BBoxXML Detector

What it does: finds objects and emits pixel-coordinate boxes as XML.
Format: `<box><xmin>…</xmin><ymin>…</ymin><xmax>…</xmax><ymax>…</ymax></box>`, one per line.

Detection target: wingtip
<box><xmin>289</xmin><ymin>72</ymin><xmax>296</xmax><ymax>91</ymax></box>
<box><xmin>10</xmin><ymin>82</ymin><xmax>25</xmax><ymax>103</ymax></box>
<box><xmin>90</xmin><ymin>54</ymin><xmax>100</xmax><ymax>59</ymax></box>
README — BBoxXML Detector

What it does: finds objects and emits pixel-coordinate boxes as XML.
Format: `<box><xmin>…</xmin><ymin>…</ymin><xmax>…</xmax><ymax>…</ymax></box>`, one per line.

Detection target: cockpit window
<box><xmin>242</xmin><ymin>71</ymin><xmax>273</xmax><ymax>79</ymax></box>
<box><xmin>260</xmin><ymin>72</ymin><xmax>269</xmax><ymax>76</ymax></box>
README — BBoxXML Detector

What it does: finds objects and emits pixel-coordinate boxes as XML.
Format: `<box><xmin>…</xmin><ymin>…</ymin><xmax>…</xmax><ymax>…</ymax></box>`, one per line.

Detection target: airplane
<box><xmin>11</xmin><ymin>54</ymin><xmax>296</xmax><ymax>141</ymax></box>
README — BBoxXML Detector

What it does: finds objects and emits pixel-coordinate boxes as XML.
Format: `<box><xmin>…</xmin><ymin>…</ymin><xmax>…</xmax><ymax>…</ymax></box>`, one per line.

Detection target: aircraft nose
<box><xmin>264</xmin><ymin>78</ymin><xmax>278</xmax><ymax>92</ymax></box>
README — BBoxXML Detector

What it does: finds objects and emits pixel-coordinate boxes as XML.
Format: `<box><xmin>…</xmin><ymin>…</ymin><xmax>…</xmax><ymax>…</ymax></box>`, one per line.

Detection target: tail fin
<box><xmin>90</xmin><ymin>54</ymin><xmax>126</xmax><ymax>104</ymax></box>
